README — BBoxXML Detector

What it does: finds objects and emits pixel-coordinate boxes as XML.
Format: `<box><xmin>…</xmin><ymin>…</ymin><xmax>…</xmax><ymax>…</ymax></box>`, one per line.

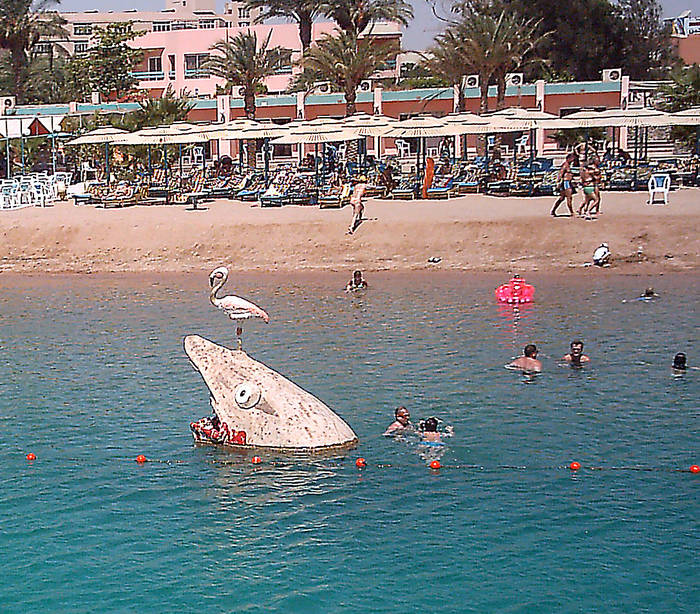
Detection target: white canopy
<box><xmin>0</xmin><ymin>115</ymin><xmax>66</xmax><ymax>138</ymax></box>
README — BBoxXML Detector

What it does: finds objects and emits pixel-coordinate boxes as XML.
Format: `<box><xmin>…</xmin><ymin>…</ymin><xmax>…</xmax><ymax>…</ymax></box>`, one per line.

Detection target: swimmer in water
<box><xmin>419</xmin><ymin>417</ymin><xmax>442</xmax><ymax>444</ymax></box>
<box><xmin>640</xmin><ymin>287</ymin><xmax>659</xmax><ymax>300</ymax></box>
<box><xmin>507</xmin><ymin>344</ymin><xmax>542</xmax><ymax>373</ymax></box>
<box><xmin>345</xmin><ymin>270</ymin><xmax>368</xmax><ymax>292</ymax></box>
<box><xmin>562</xmin><ymin>340</ymin><xmax>590</xmax><ymax>366</ymax></box>
<box><xmin>672</xmin><ymin>352</ymin><xmax>687</xmax><ymax>373</ymax></box>
<box><xmin>383</xmin><ymin>406</ymin><xmax>411</xmax><ymax>436</ymax></box>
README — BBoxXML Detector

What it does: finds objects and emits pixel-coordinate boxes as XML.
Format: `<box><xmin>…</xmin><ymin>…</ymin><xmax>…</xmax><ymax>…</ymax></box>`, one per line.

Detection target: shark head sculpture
<box><xmin>185</xmin><ymin>335</ymin><xmax>358</xmax><ymax>451</ymax></box>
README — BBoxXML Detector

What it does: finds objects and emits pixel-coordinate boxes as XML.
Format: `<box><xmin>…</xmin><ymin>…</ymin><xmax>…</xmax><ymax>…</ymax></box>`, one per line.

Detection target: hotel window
<box><xmin>74</xmin><ymin>41</ymin><xmax>89</xmax><ymax>54</ymax></box>
<box><xmin>238</xmin><ymin>7</ymin><xmax>251</xmax><ymax>19</ymax></box>
<box><xmin>148</xmin><ymin>56</ymin><xmax>163</xmax><ymax>73</ymax></box>
<box><xmin>184</xmin><ymin>53</ymin><xmax>210</xmax><ymax>78</ymax></box>
<box><xmin>239</xmin><ymin>22</ymin><xmax>250</xmax><ymax>27</ymax></box>
<box><xmin>199</xmin><ymin>19</ymin><xmax>216</xmax><ymax>29</ymax></box>
<box><xmin>273</xmin><ymin>49</ymin><xmax>293</xmax><ymax>74</ymax></box>
<box><xmin>172</xmin><ymin>21</ymin><xmax>197</xmax><ymax>31</ymax></box>
<box><xmin>73</xmin><ymin>23</ymin><xmax>92</xmax><ymax>36</ymax></box>
<box><xmin>153</xmin><ymin>22</ymin><xmax>171</xmax><ymax>32</ymax></box>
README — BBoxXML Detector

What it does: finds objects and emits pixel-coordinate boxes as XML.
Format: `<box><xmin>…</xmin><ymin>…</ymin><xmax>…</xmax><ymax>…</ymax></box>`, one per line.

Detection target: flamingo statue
<box><xmin>209</xmin><ymin>266</ymin><xmax>269</xmax><ymax>349</ymax></box>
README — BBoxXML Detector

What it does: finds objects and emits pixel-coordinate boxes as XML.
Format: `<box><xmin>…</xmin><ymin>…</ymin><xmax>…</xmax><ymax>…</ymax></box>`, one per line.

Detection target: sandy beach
<box><xmin>1</xmin><ymin>189</ymin><xmax>698</xmax><ymax>274</ymax></box>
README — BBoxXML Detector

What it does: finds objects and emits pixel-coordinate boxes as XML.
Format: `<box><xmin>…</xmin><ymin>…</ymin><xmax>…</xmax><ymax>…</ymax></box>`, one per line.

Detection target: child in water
<box><xmin>419</xmin><ymin>417</ymin><xmax>444</xmax><ymax>445</ymax></box>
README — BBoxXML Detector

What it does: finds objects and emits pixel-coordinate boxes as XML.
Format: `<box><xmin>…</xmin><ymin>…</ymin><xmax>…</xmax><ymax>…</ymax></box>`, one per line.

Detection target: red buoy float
<box><xmin>569</xmin><ymin>461</ymin><xmax>581</xmax><ymax>471</ymax></box>
<box><xmin>26</xmin><ymin>453</ymin><xmax>36</xmax><ymax>461</ymax></box>
<box><xmin>690</xmin><ymin>465</ymin><xmax>700</xmax><ymax>474</ymax></box>
<box><xmin>495</xmin><ymin>275</ymin><xmax>535</xmax><ymax>304</ymax></box>
<box><xmin>251</xmin><ymin>456</ymin><xmax>262</xmax><ymax>465</ymax></box>
<box><xmin>355</xmin><ymin>457</ymin><xmax>366</xmax><ymax>468</ymax></box>
<box><xmin>429</xmin><ymin>460</ymin><xmax>441</xmax><ymax>470</ymax></box>
<box><xmin>135</xmin><ymin>454</ymin><xmax>147</xmax><ymax>463</ymax></box>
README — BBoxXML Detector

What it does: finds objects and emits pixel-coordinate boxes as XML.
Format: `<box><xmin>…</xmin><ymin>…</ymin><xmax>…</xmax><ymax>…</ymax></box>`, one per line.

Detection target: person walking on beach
<box><xmin>588</xmin><ymin>156</ymin><xmax>603</xmax><ymax>216</ymax></box>
<box><xmin>551</xmin><ymin>153</ymin><xmax>575</xmax><ymax>217</ymax></box>
<box><xmin>384</xmin><ymin>406</ymin><xmax>411</xmax><ymax>435</ymax></box>
<box><xmin>577</xmin><ymin>164</ymin><xmax>596</xmax><ymax>218</ymax></box>
<box><xmin>347</xmin><ymin>182</ymin><xmax>367</xmax><ymax>234</ymax></box>
<box><xmin>507</xmin><ymin>344</ymin><xmax>542</xmax><ymax>373</ymax></box>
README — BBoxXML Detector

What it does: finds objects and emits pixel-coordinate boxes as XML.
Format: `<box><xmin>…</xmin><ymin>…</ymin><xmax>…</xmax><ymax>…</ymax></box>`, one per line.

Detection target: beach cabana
<box><xmin>67</xmin><ymin>126</ymin><xmax>129</xmax><ymax>185</ymax></box>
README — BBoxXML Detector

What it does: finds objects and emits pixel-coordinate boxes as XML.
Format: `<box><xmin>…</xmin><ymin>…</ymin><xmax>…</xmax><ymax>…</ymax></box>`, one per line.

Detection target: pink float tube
<box><xmin>495</xmin><ymin>276</ymin><xmax>535</xmax><ymax>304</ymax></box>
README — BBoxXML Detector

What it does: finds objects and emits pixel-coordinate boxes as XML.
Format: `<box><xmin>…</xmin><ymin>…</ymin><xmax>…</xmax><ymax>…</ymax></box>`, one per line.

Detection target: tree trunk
<box><xmin>345</xmin><ymin>88</ymin><xmax>356</xmax><ymax>117</ymax></box>
<box><xmin>246</xmin><ymin>139</ymin><xmax>257</xmax><ymax>170</ymax></box>
<box><xmin>477</xmin><ymin>76</ymin><xmax>490</xmax><ymax>156</ymax></box>
<box><xmin>10</xmin><ymin>47</ymin><xmax>28</xmax><ymax>101</ymax></box>
<box><xmin>244</xmin><ymin>91</ymin><xmax>256</xmax><ymax>119</ymax></box>
<box><xmin>495</xmin><ymin>73</ymin><xmax>507</xmax><ymax>111</ymax></box>
<box><xmin>299</xmin><ymin>15</ymin><xmax>312</xmax><ymax>53</ymax></box>
<box><xmin>457</xmin><ymin>86</ymin><xmax>466</xmax><ymax>113</ymax></box>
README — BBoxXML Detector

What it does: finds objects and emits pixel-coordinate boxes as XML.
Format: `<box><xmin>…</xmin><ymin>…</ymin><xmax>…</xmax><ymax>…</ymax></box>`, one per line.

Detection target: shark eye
<box><xmin>234</xmin><ymin>383</ymin><xmax>261</xmax><ymax>409</ymax></box>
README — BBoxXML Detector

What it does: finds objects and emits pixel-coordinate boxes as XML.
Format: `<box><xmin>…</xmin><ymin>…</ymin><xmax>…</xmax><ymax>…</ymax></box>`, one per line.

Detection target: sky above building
<box><xmin>57</xmin><ymin>0</ymin><xmax>694</xmax><ymax>51</ymax></box>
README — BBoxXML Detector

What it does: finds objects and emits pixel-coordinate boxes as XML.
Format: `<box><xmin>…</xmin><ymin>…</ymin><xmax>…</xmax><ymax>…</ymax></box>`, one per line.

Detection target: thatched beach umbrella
<box><xmin>239</xmin><ymin>123</ymin><xmax>288</xmax><ymax>184</ymax></box>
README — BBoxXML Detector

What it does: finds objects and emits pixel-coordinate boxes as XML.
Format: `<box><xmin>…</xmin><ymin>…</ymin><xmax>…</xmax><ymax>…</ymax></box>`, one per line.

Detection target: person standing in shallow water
<box><xmin>562</xmin><ymin>340</ymin><xmax>590</xmax><ymax>366</ymax></box>
<box><xmin>345</xmin><ymin>270</ymin><xmax>367</xmax><ymax>292</ymax></box>
<box><xmin>384</xmin><ymin>406</ymin><xmax>411</xmax><ymax>435</ymax></box>
<box><xmin>551</xmin><ymin>153</ymin><xmax>575</xmax><ymax>217</ymax></box>
<box><xmin>507</xmin><ymin>344</ymin><xmax>542</xmax><ymax>373</ymax></box>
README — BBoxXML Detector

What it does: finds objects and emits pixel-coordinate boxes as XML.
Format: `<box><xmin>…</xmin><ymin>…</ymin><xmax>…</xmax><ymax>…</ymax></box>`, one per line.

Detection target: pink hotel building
<box><xmin>49</xmin><ymin>0</ymin><xmax>403</xmax><ymax>99</ymax></box>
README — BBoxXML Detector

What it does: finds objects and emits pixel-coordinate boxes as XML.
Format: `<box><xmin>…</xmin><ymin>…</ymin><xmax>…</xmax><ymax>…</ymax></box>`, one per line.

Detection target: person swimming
<box><xmin>640</xmin><ymin>287</ymin><xmax>659</xmax><ymax>300</ymax></box>
<box><xmin>419</xmin><ymin>417</ymin><xmax>444</xmax><ymax>445</ymax></box>
<box><xmin>507</xmin><ymin>344</ymin><xmax>542</xmax><ymax>373</ymax></box>
<box><xmin>383</xmin><ymin>406</ymin><xmax>411</xmax><ymax>436</ymax></box>
<box><xmin>562</xmin><ymin>340</ymin><xmax>590</xmax><ymax>367</ymax></box>
<box><xmin>346</xmin><ymin>270</ymin><xmax>368</xmax><ymax>292</ymax></box>
<box><xmin>672</xmin><ymin>352</ymin><xmax>687</xmax><ymax>372</ymax></box>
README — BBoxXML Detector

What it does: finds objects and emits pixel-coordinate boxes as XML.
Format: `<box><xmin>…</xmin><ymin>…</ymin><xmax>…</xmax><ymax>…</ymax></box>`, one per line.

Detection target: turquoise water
<box><xmin>1</xmin><ymin>272</ymin><xmax>697</xmax><ymax>613</ymax></box>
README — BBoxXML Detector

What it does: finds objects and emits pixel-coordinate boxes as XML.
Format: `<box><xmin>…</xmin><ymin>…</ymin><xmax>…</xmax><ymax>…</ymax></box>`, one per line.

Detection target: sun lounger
<box><xmin>319</xmin><ymin>184</ymin><xmax>351</xmax><ymax>208</ymax></box>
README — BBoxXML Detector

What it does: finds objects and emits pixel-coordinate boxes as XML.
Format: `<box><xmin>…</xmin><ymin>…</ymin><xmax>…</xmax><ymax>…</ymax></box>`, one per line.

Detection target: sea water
<box><xmin>0</xmin><ymin>272</ymin><xmax>697</xmax><ymax>613</ymax></box>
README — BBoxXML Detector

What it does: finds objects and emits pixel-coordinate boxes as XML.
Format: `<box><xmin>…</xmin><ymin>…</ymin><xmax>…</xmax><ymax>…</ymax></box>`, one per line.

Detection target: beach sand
<box><xmin>1</xmin><ymin>189</ymin><xmax>698</xmax><ymax>274</ymax></box>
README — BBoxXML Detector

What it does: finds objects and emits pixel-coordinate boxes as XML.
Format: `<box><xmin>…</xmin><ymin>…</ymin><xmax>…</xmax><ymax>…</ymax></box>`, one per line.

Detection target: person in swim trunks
<box><xmin>507</xmin><ymin>344</ymin><xmax>542</xmax><ymax>373</ymax></box>
<box><xmin>563</xmin><ymin>340</ymin><xmax>590</xmax><ymax>366</ymax></box>
<box><xmin>578</xmin><ymin>164</ymin><xmax>596</xmax><ymax>218</ymax></box>
<box><xmin>550</xmin><ymin>153</ymin><xmax>575</xmax><ymax>217</ymax></box>
<box><xmin>588</xmin><ymin>156</ymin><xmax>603</xmax><ymax>216</ymax></box>
<box><xmin>384</xmin><ymin>406</ymin><xmax>411</xmax><ymax>435</ymax></box>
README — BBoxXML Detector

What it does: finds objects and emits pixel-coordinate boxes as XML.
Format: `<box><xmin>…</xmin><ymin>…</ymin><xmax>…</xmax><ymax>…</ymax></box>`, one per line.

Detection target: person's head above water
<box><xmin>673</xmin><ymin>353</ymin><xmax>687</xmax><ymax>370</ymax></box>
<box><xmin>353</xmin><ymin>270</ymin><xmax>363</xmax><ymax>282</ymax></box>
<box><xmin>643</xmin><ymin>287</ymin><xmax>656</xmax><ymax>297</ymax></box>
<box><xmin>570</xmin><ymin>340</ymin><xmax>584</xmax><ymax>355</ymax></box>
<box><xmin>394</xmin><ymin>406</ymin><xmax>410</xmax><ymax>425</ymax></box>
<box><xmin>524</xmin><ymin>344</ymin><xmax>538</xmax><ymax>358</ymax></box>
<box><xmin>422</xmin><ymin>417</ymin><xmax>438</xmax><ymax>432</ymax></box>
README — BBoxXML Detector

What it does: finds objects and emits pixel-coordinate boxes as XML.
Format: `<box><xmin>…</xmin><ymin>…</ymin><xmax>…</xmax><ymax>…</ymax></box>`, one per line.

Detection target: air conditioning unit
<box><xmin>506</xmin><ymin>73</ymin><xmax>524</xmax><ymax>88</ymax></box>
<box><xmin>313</xmin><ymin>81</ymin><xmax>332</xmax><ymax>95</ymax></box>
<box><xmin>463</xmin><ymin>74</ymin><xmax>479</xmax><ymax>89</ymax></box>
<box><xmin>90</xmin><ymin>91</ymin><xmax>100</xmax><ymax>104</ymax></box>
<box><xmin>231</xmin><ymin>86</ymin><xmax>245</xmax><ymax>98</ymax></box>
<box><xmin>602</xmin><ymin>68</ymin><xmax>622</xmax><ymax>82</ymax></box>
<box><xmin>0</xmin><ymin>96</ymin><xmax>16</xmax><ymax>115</ymax></box>
<box><xmin>356</xmin><ymin>80</ymin><xmax>372</xmax><ymax>94</ymax></box>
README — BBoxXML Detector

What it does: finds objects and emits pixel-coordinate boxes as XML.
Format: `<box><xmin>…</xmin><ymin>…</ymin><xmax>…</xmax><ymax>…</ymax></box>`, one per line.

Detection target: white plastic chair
<box><xmin>515</xmin><ymin>134</ymin><xmax>529</xmax><ymax>157</ymax></box>
<box><xmin>395</xmin><ymin>139</ymin><xmax>411</xmax><ymax>158</ymax></box>
<box><xmin>647</xmin><ymin>173</ymin><xmax>670</xmax><ymax>205</ymax></box>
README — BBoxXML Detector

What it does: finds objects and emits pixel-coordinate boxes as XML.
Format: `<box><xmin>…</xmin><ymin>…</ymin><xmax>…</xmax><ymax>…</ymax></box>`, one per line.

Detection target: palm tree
<box><xmin>291</xmin><ymin>30</ymin><xmax>398</xmax><ymax>116</ymax></box>
<box><xmin>321</xmin><ymin>0</ymin><xmax>413</xmax><ymax>36</ymax></box>
<box><xmin>244</xmin><ymin>0</ymin><xmax>321</xmax><ymax>52</ymax></box>
<box><xmin>422</xmin><ymin>29</ymin><xmax>472</xmax><ymax>113</ymax></box>
<box><xmin>0</xmin><ymin>0</ymin><xmax>64</xmax><ymax>101</ymax></box>
<box><xmin>204</xmin><ymin>30</ymin><xmax>283</xmax><ymax>119</ymax></box>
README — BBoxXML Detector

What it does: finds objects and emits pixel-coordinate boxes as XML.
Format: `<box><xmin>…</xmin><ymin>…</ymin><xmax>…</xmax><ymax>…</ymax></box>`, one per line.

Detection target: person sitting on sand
<box><xmin>672</xmin><ymin>352</ymin><xmax>687</xmax><ymax>372</ymax></box>
<box><xmin>384</xmin><ymin>406</ymin><xmax>411</xmax><ymax>435</ymax></box>
<box><xmin>563</xmin><ymin>340</ymin><xmax>590</xmax><ymax>366</ymax></box>
<box><xmin>507</xmin><ymin>344</ymin><xmax>542</xmax><ymax>373</ymax></box>
<box><xmin>346</xmin><ymin>270</ymin><xmax>368</xmax><ymax>292</ymax></box>
<box><xmin>420</xmin><ymin>417</ymin><xmax>442</xmax><ymax>443</ymax></box>
<box><xmin>593</xmin><ymin>243</ymin><xmax>611</xmax><ymax>267</ymax></box>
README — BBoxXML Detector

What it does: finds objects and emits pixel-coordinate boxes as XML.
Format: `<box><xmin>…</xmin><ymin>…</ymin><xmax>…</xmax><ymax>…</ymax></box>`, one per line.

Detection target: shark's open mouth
<box><xmin>190</xmin><ymin>414</ymin><xmax>247</xmax><ymax>446</ymax></box>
